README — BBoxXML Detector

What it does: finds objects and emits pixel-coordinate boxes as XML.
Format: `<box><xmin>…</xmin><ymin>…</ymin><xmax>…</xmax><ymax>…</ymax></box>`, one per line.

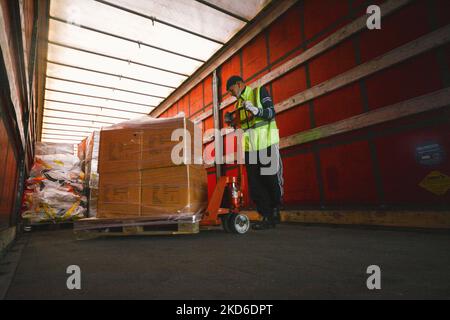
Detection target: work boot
<box><xmin>272</xmin><ymin>207</ymin><xmax>281</xmax><ymax>225</ymax></box>
<box><xmin>252</xmin><ymin>217</ymin><xmax>276</xmax><ymax>230</ymax></box>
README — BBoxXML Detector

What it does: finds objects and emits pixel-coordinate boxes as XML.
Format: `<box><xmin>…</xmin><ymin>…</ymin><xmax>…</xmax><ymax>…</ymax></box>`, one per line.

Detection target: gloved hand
<box><xmin>244</xmin><ymin>101</ymin><xmax>260</xmax><ymax>117</ymax></box>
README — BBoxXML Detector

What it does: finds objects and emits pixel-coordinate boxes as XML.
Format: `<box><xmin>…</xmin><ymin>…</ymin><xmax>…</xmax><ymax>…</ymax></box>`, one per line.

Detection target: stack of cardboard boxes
<box><xmin>97</xmin><ymin>116</ymin><xmax>207</xmax><ymax>221</ymax></box>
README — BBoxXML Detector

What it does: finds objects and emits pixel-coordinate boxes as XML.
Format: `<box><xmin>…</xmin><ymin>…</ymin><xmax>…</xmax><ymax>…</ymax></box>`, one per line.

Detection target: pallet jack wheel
<box><xmin>221</xmin><ymin>214</ymin><xmax>233</xmax><ymax>233</ymax></box>
<box><xmin>228</xmin><ymin>214</ymin><xmax>250</xmax><ymax>234</ymax></box>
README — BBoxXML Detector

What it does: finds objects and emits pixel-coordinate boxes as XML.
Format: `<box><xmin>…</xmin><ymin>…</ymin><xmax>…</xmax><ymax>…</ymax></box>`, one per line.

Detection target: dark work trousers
<box><xmin>244</xmin><ymin>144</ymin><xmax>284</xmax><ymax>218</ymax></box>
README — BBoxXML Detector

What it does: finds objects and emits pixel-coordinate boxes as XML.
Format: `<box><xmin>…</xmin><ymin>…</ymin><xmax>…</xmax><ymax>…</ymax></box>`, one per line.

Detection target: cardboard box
<box><xmin>97</xmin><ymin>171</ymin><xmax>141</xmax><ymax>218</ymax></box>
<box><xmin>98</xmin><ymin>128</ymin><xmax>143</xmax><ymax>173</ymax></box>
<box><xmin>98</xmin><ymin>117</ymin><xmax>202</xmax><ymax>173</ymax></box>
<box><xmin>97</xmin><ymin>165</ymin><xmax>207</xmax><ymax>219</ymax></box>
<box><xmin>140</xmin><ymin>165</ymin><xmax>207</xmax><ymax>216</ymax></box>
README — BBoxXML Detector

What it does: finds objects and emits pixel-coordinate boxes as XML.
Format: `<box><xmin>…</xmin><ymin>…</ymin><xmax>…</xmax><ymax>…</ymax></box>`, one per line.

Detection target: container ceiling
<box><xmin>41</xmin><ymin>0</ymin><xmax>271</xmax><ymax>144</ymax></box>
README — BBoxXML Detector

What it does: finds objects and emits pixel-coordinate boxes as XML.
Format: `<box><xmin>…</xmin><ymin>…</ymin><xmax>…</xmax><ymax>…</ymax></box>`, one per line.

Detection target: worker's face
<box><xmin>228</xmin><ymin>82</ymin><xmax>244</xmax><ymax>98</ymax></box>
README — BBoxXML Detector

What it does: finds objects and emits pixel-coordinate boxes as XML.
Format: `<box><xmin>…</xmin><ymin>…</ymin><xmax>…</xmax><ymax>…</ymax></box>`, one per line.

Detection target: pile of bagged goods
<box><xmin>21</xmin><ymin>142</ymin><xmax>87</xmax><ymax>223</ymax></box>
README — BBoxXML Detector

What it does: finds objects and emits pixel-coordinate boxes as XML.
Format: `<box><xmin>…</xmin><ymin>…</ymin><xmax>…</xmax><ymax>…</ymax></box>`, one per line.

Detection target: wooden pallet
<box><xmin>22</xmin><ymin>219</ymin><xmax>75</xmax><ymax>232</ymax></box>
<box><xmin>73</xmin><ymin>217</ymin><xmax>200</xmax><ymax>240</ymax></box>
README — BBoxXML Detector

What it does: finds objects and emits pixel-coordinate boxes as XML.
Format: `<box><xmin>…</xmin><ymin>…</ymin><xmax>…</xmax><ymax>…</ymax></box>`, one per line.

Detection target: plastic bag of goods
<box><xmin>21</xmin><ymin>143</ymin><xmax>87</xmax><ymax>223</ymax></box>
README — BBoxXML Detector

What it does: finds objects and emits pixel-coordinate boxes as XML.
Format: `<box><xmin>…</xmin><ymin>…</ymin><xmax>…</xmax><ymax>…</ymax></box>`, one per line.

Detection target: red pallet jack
<box><xmin>200</xmin><ymin>174</ymin><xmax>250</xmax><ymax>234</ymax></box>
<box><xmin>200</xmin><ymin>104</ymin><xmax>255</xmax><ymax>234</ymax></box>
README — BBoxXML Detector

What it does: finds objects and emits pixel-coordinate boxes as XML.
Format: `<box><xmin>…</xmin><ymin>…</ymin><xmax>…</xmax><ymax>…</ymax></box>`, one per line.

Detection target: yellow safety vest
<box><xmin>236</xmin><ymin>86</ymin><xmax>279</xmax><ymax>152</ymax></box>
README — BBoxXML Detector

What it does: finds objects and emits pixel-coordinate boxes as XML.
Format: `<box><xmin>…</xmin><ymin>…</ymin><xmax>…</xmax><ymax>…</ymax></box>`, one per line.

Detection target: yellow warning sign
<box><xmin>419</xmin><ymin>171</ymin><xmax>450</xmax><ymax>196</ymax></box>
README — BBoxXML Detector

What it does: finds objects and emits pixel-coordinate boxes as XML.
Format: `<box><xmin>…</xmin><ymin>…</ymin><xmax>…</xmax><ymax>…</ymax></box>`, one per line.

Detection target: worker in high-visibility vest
<box><xmin>226</xmin><ymin>75</ymin><xmax>284</xmax><ymax>230</ymax></box>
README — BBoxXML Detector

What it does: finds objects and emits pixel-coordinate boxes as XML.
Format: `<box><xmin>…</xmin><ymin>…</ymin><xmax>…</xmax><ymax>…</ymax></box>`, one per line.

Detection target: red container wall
<box><xmin>157</xmin><ymin>0</ymin><xmax>450</xmax><ymax>210</ymax></box>
<box><xmin>0</xmin><ymin>118</ymin><xmax>19</xmax><ymax>230</ymax></box>
<box><xmin>0</xmin><ymin>0</ymin><xmax>42</xmax><ymax>230</ymax></box>
<box><xmin>189</xmin><ymin>83</ymin><xmax>204</xmax><ymax>118</ymax></box>
<box><xmin>374</xmin><ymin>120</ymin><xmax>450</xmax><ymax>206</ymax></box>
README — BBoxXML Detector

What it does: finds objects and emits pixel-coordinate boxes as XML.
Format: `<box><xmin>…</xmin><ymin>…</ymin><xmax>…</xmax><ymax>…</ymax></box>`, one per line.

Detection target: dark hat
<box><xmin>226</xmin><ymin>75</ymin><xmax>244</xmax><ymax>91</ymax></box>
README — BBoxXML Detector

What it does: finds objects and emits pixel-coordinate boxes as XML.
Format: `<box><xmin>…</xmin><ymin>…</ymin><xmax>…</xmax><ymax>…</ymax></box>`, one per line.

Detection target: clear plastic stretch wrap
<box><xmin>85</xmin><ymin>131</ymin><xmax>100</xmax><ymax>189</ymax></box>
<box><xmin>85</xmin><ymin>131</ymin><xmax>100</xmax><ymax>217</ymax></box>
<box><xmin>95</xmin><ymin>114</ymin><xmax>207</xmax><ymax>224</ymax></box>
<box><xmin>21</xmin><ymin>143</ymin><xmax>87</xmax><ymax>223</ymax></box>
<box><xmin>35</xmin><ymin>142</ymin><xmax>74</xmax><ymax>156</ymax></box>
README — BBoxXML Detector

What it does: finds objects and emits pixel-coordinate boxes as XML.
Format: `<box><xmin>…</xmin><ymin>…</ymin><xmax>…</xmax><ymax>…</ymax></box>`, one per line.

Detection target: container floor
<box><xmin>2</xmin><ymin>224</ymin><xmax>450</xmax><ymax>299</ymax></box>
